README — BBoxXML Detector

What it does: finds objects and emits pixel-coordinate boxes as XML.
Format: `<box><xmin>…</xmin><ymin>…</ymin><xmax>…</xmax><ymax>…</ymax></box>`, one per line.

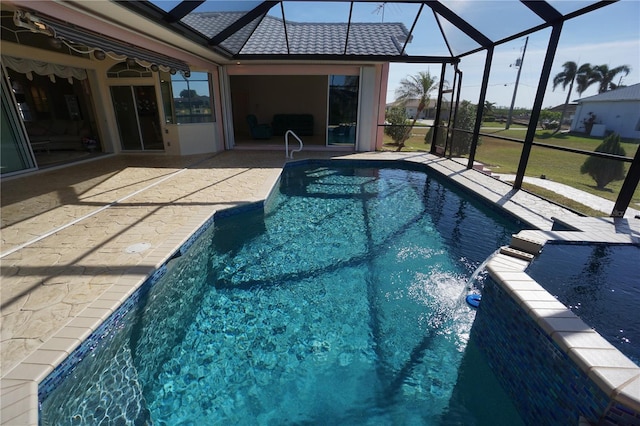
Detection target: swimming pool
<box><xmin>39</xmin><ymin>162</ymin><xmax>524</xmax><ymax>424</ymax></box>
<box><xmin>526</xmin><ymin>243</ymin><xmax>640</xmax><ymax>365</ymax></box>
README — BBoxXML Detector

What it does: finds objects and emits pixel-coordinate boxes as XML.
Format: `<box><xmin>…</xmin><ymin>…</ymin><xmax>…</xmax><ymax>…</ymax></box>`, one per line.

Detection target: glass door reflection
<box><xmin>110</xmin><ymin>85</ymin><xmax>163</xmax><ymax>151</ymax></box>
<box><xmin>327</xmin><ymin>75</ymin><xmax>359</xmax><ymax>146</ymax></box>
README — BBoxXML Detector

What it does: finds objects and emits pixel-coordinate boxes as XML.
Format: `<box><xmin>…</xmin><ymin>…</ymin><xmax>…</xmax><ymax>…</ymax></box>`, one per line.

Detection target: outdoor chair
<box><xmin>246</xmin><ymin>114</ymin><xmax>273</xmax><ymax>139</ymax></box>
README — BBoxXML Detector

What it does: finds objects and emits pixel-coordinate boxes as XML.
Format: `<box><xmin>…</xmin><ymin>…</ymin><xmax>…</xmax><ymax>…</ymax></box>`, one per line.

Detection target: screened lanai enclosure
<box><xmin>2</xmin><ymin>0</ymin><xmax>638</xmax><ymax>217</ymax></box>
<box><xmin>116</xmin><ymin>0</ymin><xmax>640</xmax><ymax>218</ymax></box>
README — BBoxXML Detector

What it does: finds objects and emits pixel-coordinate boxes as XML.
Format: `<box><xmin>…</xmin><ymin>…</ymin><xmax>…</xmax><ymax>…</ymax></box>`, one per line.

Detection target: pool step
<box><xmin>499</xmin><ymin>246</ymin><xmax>535</xmax><ymax>262</ymax></box>
<box><xmin>509</xmin><ymin>235</ymin><xmax>544</xmax><ymax>255</ymax></box>
<box><xmin>471</xmin><ymin>161</ymin><xmax>493</xmax><ymax>176</ymax></box>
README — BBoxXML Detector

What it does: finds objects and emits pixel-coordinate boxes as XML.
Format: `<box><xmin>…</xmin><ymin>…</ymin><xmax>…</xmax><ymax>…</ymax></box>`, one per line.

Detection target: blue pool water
<box><xmin>527</xmin><ymin>243</ymin><xmax>640</xmax><ymax>365</ymax></box>
<box><xmin>40</xmin><ymin>163</ymin><xmax>524</xmax><ymax>425</ymax></box>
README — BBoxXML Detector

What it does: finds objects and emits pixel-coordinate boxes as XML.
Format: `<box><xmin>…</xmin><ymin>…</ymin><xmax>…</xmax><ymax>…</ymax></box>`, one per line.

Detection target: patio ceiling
<box><xmin>117</xmin><ymin>0</ymin><xmax>615</xmax><ymax>64</ymax></box>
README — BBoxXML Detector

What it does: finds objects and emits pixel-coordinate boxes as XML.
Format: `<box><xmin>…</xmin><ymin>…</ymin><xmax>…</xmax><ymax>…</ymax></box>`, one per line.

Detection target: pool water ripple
<box><xmin>40</xmin><ymin>164</ymin><xmax>524</xmax><ymax>425</ymax></box>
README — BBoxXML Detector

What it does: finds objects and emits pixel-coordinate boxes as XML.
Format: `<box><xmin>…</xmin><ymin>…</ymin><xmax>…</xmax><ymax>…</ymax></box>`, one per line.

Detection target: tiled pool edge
<box><xmin>0</xmin><ymin>207</ymin><xmax>214</xmax><ymax>424</ymax></box>
<box><xmin>483</xmin><ymin>230</ymin><xmax>640</xmax><ymax>424</ymax></box>
<box><xmin>0</xmin><ymin>144</ymin><xmax>290</xmax><ymax>423</ymax></box>
<box><xmin>0</xmin><ymin>199</ymin><xmax>270</xmax><ymax>425</ymax></box>
<box><xmin>0</xmin><ymin>153</ymin><xmax>286</xmax><ymax>425</ymax></box>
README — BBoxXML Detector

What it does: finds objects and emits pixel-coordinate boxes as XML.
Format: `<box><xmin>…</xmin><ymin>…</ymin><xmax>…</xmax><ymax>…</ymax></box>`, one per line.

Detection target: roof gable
<box><xmin>577</xmin><ymin>83</ymin><xmax>640</xmax><ymax>103</ymax></box>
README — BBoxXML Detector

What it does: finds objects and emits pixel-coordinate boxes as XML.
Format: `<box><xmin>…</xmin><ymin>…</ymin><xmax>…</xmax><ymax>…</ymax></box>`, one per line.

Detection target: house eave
<box><xmin>233</xmin><ymin>54</ymin><xmax>458</xmax><ymax>64</ymax></box>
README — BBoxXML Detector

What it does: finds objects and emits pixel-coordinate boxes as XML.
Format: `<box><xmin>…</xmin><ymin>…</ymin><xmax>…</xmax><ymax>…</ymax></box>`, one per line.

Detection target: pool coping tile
<box><xmin>589</xmin><ymin>368</ymin><xmax>640</xmax><ymax>398</ymax></box>
<box><xmin>537</xmin><ymin>314</ymin><xmax>594</xmax><ymax>335</ymax></box>
<box><xmin>0</xmin><ymin>380</ymin><xmax>38</xmax><ymax>426</ymax></box>
<box><xmin>513</xmin><ymin>289</ymin><xmax>560</xmax><ymax>304</ymax></box>
<box><xmin>52</xmin><ymin>325</ymin><xmax>94</xmax><ymax>342</ymax></box>
<box><xmin>38</xmin><ymin>337</ymin><xmax>82</xmax><ymax>355</ymax></box>
<box><xmin>569</xmin><ymin>348</ymin><xmax>639</xmax><ymax>371</ymax></box>
<box><xmin>64</xmin><ymin>315</ymin><xmax>105</xmax><ymax>332</ymax></box>
<box><xmin>501</xmin><ymin>279</ymin><xmax>545</xmax><ymax>294</ymax></box>
<box><xmin>76</xmin><ymin>307</ymin><xmax>113</xmax><ymax>321</ymax></box>
<box><xmin>485</xmin><ymin>253</ymin><xmax>529</xmax><ymax>272</ymax></box>
<box><xmin>21</xmin><ymin>349</ymin><xmax>69</xmax><ymax>371</ymax></box>
<box><xmin>3</xmin><ymin>362</ymin><xmax>53</xmax><ymax>384</ymax></box>
<box><xmin>552</xmin><ymin>330</ymin><xmax>616</xmax><ymax>353</ymax></box>
<box><xmin>614</xmin><ymin>375</ymin><xmax>640</xmax><ymax>413</ymax></box>
<box><xmin>488</xmin><ymin>227</ymin><xmax>640</xmax><ymax>416</ymax></box>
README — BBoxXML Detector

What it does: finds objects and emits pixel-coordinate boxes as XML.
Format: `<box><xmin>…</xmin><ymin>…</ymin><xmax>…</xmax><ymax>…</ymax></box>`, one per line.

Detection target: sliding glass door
<box><xmin>1</xmin><ymin>67</ymin><xmax>35</xmax><ymax>175</ymax></box>
<box><xmin>110</xmin><ymin>85</ymin><xmax>163</xmax><ymax>151</ymax></box>
<box><xmin>327</xmin><ymin>75</ymin><xmax>359</xmax><ymax>146</ymax></box>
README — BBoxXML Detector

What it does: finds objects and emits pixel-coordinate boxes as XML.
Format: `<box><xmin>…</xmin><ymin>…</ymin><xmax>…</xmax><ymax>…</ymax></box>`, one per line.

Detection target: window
<box><xmin>107</xmin><ymin>62</ymin><xmax>152</xmax><ymax>79</ymax></box>
<box><xmin>162</xmin><ymin>71</ymin><xmax>214</xmax><ymax>124</ymax></box>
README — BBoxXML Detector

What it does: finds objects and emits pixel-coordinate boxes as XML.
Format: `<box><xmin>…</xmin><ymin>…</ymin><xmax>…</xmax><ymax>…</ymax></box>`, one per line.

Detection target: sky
<box><xmin>384</xmin><ymin>0</ymin><xmax>640</xmax><ymax>108</ymax></box>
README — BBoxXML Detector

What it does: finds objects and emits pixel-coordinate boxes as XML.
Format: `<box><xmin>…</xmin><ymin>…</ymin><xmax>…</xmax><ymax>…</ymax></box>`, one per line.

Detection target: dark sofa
<box><xmin>271</xmin><ymin>114</ymin><xmax>314</xmax><ymax>136</ymax></box>
<box><xmin>246</xmin><ymin>114</ymin><xmax>272</xmax><ymax>139</ymax></box>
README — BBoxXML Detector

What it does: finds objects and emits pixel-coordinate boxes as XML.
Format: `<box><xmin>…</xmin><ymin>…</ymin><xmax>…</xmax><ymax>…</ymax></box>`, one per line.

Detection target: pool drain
<box><xmin>125</xmin><ymin>242</ymin><xmax>151</xmax><ymax>254</ymax></box>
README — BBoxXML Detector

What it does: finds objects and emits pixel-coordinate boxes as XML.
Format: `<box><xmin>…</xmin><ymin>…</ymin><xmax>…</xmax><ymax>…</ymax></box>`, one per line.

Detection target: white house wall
<box><xmin>174</xmin><ymin>123</ymin><xmax>221</xmax><ymax>155</ymax></box>
<box><xmin>571</xmin><ymin>100</ymin><xmax>640</xmax><ymax>139</ymax></box>
<box><xmin>358</xmin><ymin>66</ymin><xmax>376</xmax><ymax>152</ymax></box>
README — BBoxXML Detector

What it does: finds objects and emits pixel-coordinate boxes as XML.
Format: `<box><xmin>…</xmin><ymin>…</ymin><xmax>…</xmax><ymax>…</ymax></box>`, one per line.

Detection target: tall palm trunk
<box><xmin>553</xmin><ymin>78</ymin><xmax>574</xmax><ymax>135</ymax></box>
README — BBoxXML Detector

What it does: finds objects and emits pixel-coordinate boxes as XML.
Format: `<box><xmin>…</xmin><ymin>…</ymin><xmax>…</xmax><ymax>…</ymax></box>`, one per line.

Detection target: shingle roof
<box><xmin>182</xmin><ymin>13</ymin><xmax>409</xmax><ymax>56</ymax></box>
<box><xmin>577</xmin><ymin>83</ymin><xmax>640</xmax><ymax>103</ymax></box>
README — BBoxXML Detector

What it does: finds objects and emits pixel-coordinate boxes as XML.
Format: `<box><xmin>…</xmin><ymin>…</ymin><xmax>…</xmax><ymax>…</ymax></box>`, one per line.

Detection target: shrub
<box><xmin>424</xmin><ymin>101</ymin><xmax>479</xmax><ymax>156</ymax></box>
<box><xmin>384</xmin><ymin>106</ymin><xmax>411</xmax><ymax>146</ymax></box>
<box><xmin>580</xmin><ymin>132</ymin><xmax>626</xmax><ymax>189</ymax></box>
<box><xmin>450</xmin><ymin>100</ymin><xmax>478</xmax><ymax>156</ymax></box>
<box><xmin>424</xmin><ymin>123</ymin><xmax>446</xmax><ymax>147</ymax></box>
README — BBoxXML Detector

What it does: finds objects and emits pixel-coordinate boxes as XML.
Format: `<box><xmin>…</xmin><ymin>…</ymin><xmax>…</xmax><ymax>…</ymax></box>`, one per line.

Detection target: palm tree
<box><xmin>394</xmin><ymin>70</ymin><xmax>439</xmax><ymax>151</ymax></box>
<box><xmin>587</xmin><ymin>64</ymin><xmax>631</xmax><ymax>93</ymax></box>
<box><xmin>552</xmin><ymin>61</ymin><xmax>591</xmax><ymax>133</ymax></box>
<box><xmin>483</xmin><ymin>101</ymin><xmax>495</xmax><ymax>121</ymax></box>
<box><xmin>575</xmin><ymin>63</ymin><xmax>593</xmax><ymax>96</ymax></box>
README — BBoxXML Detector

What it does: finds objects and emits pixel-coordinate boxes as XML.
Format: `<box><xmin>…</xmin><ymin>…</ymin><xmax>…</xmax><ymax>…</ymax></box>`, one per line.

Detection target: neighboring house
<box><xmin>0</xmin><ymin>2</ymin><xmax>410</xmax><ymax>176</ymax></box>
<box><xmin>548</xmin><ymin>103</ymin><xmax>577</xmax><ymax>125</ymax></box>
<box><xmin>385</xmin><ymin>98</ymin><xmax>451</xmax><ymax>121</ymax></box>
<box><xmin>570</xmin><ymin>83</ymin><xmax>640</xmax><ymax>139</ymax></box>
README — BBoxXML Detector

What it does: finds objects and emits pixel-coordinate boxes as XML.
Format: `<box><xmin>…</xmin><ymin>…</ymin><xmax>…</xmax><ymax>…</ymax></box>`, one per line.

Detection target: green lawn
<box><xmin>381</xmin><ymin>125</ymin><xmax>640</xmax><ymax>216</ymax></box>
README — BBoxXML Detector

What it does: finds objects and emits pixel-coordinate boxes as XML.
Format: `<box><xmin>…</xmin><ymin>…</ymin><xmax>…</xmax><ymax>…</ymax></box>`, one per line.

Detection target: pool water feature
<box><xmin>526</xmin><ymin>243</ymin><xmax>640</xmax><ymax>365</ymax></box>
<box><xmin>40</xmin><ymin>163</ymin><xmax>524</xmax><ymax>425</ymax></box>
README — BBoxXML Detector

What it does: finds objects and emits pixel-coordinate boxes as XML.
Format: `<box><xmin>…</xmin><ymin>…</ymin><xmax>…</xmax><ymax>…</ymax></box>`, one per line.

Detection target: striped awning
<box><xmin>34</xmin><ymin>14</ymin><xmax>190</xmax><ymax>73</ymax></box>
